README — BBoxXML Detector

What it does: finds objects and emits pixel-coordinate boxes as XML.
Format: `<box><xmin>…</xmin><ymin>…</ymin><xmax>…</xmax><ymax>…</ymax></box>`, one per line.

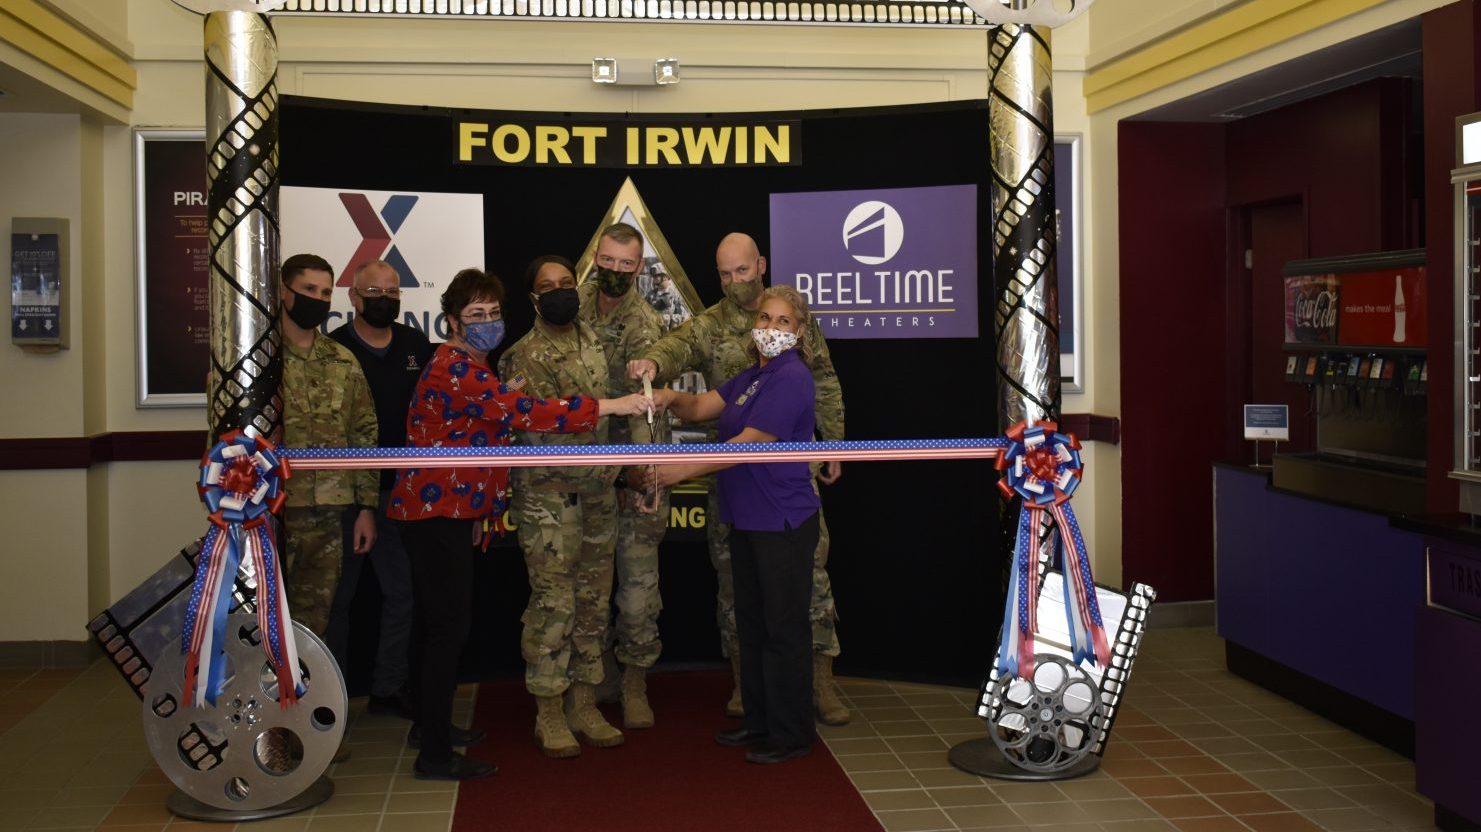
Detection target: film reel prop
<box><xmin>951</xmin><ymin>575</ymin><xmax>1157</xmax><ymax>780</ymax></box>
<box><xmin>141</xmin><ymin>613</ymin><xmax>345</xmax><ymax>820</ymax></box>
<box><xmin>87</xmin><ymin>539</ymin><xmax>256</xmax><ymax>699</ymax></box>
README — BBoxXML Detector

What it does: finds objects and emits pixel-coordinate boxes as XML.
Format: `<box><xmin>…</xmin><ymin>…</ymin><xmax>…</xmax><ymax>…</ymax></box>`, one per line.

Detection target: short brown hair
<box><xmin>601</xmin><ymin>222</ymin><xmax>643</xmax><ymax>248</ymax></box>
<box><xmin>440</xmin><ymin>268</ymin><xmax>505</xmax><ymax>319</ymax></box>
<box><xmin>281</xmin><ymin>253</ymin><xmax>334</xmax><ymax>288</ymax></box>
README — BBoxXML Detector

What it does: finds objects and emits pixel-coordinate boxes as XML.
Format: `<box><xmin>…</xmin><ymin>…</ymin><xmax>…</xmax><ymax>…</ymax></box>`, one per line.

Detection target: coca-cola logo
<box><xmin>1294</xmin><ymin>290</ymin><xmax>1338</xmax><ymax>331</ymax></box>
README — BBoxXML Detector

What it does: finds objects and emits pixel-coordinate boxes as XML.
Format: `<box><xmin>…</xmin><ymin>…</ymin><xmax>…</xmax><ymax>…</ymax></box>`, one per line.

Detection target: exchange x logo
<box><xmin>336</xmin><ymin>193</ymin><xmax>421</xmax><ymax>287</ymax></box>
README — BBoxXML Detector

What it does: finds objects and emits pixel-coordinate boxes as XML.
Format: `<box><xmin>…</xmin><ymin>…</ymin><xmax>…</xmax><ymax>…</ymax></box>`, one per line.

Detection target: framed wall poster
<box><xmin>134</xmin><ymin>129</ymin><xmax>209</xmax><ymax>407</ymax></box>
<box><xmin>1055</xmin><ymin>135</ymin><xmax>1084</xmax><ymax>393</ymax></box>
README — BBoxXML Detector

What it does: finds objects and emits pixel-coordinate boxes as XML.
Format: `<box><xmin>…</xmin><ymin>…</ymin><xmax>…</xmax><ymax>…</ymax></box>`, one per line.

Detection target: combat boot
<box><xmin>534</xmin><ymin>695</ymin><xmax>580</xmax><ymax>759</ymax></box>
<box><xmin>813</xmin><ymin>654</ymin><xmax>851</xmax><ymax>725</ymax></box>
<box><xmin>568</xmin><ymin>683</ymin><xmax>625</xmax><ymax>747</ymax></box>
<box><xmin>621</xmin><ymin>665</ymin><xmax>654</xmax><ymax>729</ymax></box>
<box><xmin>725</xmin><ymin>655</ymin><xmax>745</xmax><ymax>718</ymax></box>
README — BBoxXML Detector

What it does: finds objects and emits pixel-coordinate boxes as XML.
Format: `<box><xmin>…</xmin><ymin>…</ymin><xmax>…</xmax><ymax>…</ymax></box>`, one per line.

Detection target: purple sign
<box><xmin>769</xmin><ymin>184</ymin><xmax>978</xmax><ymax>339</ymax></box>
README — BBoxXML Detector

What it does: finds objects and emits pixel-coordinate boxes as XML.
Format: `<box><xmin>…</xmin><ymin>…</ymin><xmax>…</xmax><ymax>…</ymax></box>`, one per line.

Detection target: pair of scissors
<box><xmin>636</xmin><ymin>376</ymin><xmax>661</xmax><ymax>514</ymax></box>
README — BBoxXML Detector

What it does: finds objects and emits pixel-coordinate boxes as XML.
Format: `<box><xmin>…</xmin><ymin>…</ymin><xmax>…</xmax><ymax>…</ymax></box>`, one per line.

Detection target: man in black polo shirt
<box><xmin>327</xmin><ymin>259</ymin><xmax>434</xmax><ymax>719</ymax></box>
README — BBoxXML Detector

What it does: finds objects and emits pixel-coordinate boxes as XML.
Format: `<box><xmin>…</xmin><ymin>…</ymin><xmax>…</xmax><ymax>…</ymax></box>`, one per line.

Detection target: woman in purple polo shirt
<box><xmin>650</xmin><ymin>285</ymin><xmax>821</xmax><ymax>764</ymax></box>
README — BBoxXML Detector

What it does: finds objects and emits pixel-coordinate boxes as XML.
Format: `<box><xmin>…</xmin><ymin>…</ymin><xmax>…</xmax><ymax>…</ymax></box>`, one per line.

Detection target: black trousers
<box><xmin>730</xmin><ymin>512</ymin><xmax>820</xmax><ymax>750</ymax></box>
<box><xmin>399</xmin><ymin>516</ymin><xmax>476</xmax><ymax>763</ymax></box>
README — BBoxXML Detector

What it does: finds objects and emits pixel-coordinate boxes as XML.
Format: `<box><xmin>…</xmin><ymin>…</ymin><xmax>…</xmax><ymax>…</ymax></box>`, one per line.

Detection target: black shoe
<box><xmin>413</xmin><ymin>751</ymin><xmax>497</xmax><ymax>781</ymax></box>
<box><xmin>715</xmin><ymin>728</ymin><xmax>769</xmax><ymax>747</ymax></box>
<box><xmin>367</xmin><ymin>692</ymin><xmax>415</xmax><ymax>720</ymax></box>
<box><xmin>746</xmin><ymin>742</ymin><xmax>812</xmax><ymax>764</ymax></box>
<box><xmin>407</xmin><ymin>723</ymin><xmax>488</xmax><ymax>749</ymax></box>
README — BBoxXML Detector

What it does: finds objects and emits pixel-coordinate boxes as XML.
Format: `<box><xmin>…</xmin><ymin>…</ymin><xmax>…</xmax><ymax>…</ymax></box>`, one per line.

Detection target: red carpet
<box><xmin>452</xmin><ymin>670</ymin><xmax>883</xmax><ymax>832</ymax></box>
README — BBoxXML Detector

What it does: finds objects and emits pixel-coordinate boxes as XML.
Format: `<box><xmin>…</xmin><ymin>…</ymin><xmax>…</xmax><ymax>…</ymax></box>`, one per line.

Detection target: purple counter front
<box><xmin>1213</xmin><ymin>464</ymin><xmax>1425</xmax><ymax>720</ymax></box>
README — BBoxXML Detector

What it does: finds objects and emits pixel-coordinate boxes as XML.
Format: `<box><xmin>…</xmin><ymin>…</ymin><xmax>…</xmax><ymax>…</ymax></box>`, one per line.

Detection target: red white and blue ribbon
<box><xmin>273</xmin><ymin>432</ymin><xmax>1104</xmax><ymax>680</ymax></box>
<box><xmin>994</xmin><ymin>421</ymin><xmax>1109</xmax><ymax>680</ymax></box>
<box><xmin>275</xmin><ymin>437</ymin><xmax>1009</xmax><ymax>470</ymax></box>
<box><xmin>184</xmin><ymin>431</ymin><xmax>303</xmax><ymax>708</ymax></box>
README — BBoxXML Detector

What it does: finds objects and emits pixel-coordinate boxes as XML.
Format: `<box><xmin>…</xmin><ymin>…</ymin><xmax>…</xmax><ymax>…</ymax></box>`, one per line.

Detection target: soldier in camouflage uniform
<box><xmin>629</xmin><ymin>232</ymin><xmax>851</xmax><ymax>726</ymax></box>
<box><xmin>277</xmin><ymin>253</ymin><xmax>380</xmax><ymax>642</ymax></box>
<box><xmin>578</xmin><ymin>223</ymin><xmax>671</xmax><ymax>730</ymax></box>
<box><xmin>500</xmin><ymin>255</ymin><xmax>626</xmax><ymax>758</ymax></box>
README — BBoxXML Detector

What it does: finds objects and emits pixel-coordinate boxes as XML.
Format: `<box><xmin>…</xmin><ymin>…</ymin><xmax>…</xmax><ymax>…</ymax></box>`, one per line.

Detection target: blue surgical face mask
<box><xmin>464</xmin><ymin>319</ymin><xmax>505</xmax><ymax>352</ymax></box>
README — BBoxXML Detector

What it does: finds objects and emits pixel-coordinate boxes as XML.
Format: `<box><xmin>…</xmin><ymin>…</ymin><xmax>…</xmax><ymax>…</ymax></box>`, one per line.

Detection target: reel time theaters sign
<box><xmin>769</xmin><ymin>185</ymin><xmax>978</xmax><ymax>339</ymax></box>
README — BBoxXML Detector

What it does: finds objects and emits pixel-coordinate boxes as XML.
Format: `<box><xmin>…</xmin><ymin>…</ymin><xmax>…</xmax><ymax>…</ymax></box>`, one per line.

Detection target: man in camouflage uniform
<box><xmin>628</xmin><ymin>232</ymin><xmax>850</xmax><ymax>726</ymax></box>
<box><xmin>500</xmin><ymin>255</ymin><xmax>626</xmax><ymax>758</ymax></box>
<box><xmin>278</xmin><ymin>253</ymin><xmax>379</xmax><ymax>643</ymax></box>
<box><xmin>578</xmin><ymin>223</ymin><xmax>670</xmax><ymax>730</ymax></box>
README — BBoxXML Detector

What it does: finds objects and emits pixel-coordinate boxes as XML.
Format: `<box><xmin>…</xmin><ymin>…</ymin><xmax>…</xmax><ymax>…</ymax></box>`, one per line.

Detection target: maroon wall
<box><xmin>1119</xmin><ymin>79</ymin><xmax>1419</xmax><ymax>602</ymax></box>
<box><xmin>1422</xmin><ymin>1</ymin><xmax>1481</xmax><ymax>513</ymax></box>
<box><xmin>1119</xmin><ymin>122</ymin><xmax>1227</xmax><ymax>602</ymax></box>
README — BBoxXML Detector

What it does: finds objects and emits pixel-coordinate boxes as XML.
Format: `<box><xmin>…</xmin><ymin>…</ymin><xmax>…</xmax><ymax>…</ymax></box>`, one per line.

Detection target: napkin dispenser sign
<box><xmin>10</xmin><ymin>219</ymin><xmax>68</xmax><ymax>349</ymax></box>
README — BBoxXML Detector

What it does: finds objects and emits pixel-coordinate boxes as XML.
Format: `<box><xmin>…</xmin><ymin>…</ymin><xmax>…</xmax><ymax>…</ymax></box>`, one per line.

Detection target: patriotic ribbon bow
<box><xmin>994</xmin><ymin>420</ymin><xmax>1110</xmax><ymax>680</ymax></box>
<box><xmin>183</xmin><ymin>431</ymin><xmax>304</xmax><ymax>708</ymax></box>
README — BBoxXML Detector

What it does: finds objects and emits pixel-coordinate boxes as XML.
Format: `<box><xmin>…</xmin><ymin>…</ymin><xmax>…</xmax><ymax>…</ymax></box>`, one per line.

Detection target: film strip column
<box><xmin>988</xmin><ymin>17</ymin><xmax>1061</xmax><ymax>673</ymax></box>
<box><xmin>205</xmin><ymin>11</ymin><xmax>282</xmax><ymax>440</ymax></box>
<box><xmin>989</xmin><ymin>21</ymin><xmax>1060</xmax><ymax>443</ymax></box>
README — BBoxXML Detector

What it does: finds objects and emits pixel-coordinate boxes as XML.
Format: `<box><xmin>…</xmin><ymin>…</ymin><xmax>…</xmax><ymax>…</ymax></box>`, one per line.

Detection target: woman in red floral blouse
<box><xmin>390</xmin><ymin>268</ymin><xmax>649</xmax><ymax>782</ymax></box>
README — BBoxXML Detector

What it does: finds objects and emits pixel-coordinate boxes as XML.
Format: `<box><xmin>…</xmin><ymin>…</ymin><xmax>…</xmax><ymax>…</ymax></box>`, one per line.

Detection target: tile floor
<box><xmin>0</xmin><ymin>627</ymin><xmax>1441</xmax><ymax>831</ymax></box>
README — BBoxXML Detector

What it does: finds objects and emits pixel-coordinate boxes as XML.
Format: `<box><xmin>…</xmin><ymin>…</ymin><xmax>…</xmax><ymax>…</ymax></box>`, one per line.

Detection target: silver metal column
<box><xmin>989</xmin><ymin>20</ymin><xmax>1060</xmax><ymax>429</ymax></box>
<box><xmin>205</xmin><ymin>10</ymin><xmax>282</xmax><ymax>440</ymax></box>
<box><xmin>950</xmin><ymin>0</ymin><xmax>1094</xmax><ymax>781</ymax></box>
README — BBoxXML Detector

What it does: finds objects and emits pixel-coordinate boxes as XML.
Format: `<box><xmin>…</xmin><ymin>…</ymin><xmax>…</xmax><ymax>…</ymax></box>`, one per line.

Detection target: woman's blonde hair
<box><xmin>746</xmin><ymin>284</ymin><xmax>817</xmax><ymax>368</ymax></box>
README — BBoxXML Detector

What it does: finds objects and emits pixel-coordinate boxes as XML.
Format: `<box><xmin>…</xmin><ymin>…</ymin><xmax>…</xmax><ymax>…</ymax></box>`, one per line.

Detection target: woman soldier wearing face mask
<box><xmin>496</xmin><ymin>254</ymin><xmax>638</xmax><ymax>759</ymax></box>
<box><xmin>647</xmin><ymin>286</ymin><xmax>822</xmax><ymax>765</ymax></box>
<box><xmin>388</xmin><ymin>267</ymin><xmax>651</xmax><ymax>781</ymax></box>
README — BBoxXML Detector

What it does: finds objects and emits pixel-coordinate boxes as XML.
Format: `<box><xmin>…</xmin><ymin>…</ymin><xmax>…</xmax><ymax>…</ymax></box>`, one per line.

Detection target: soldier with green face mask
<box><xmin>627</xmin><ymin>232</ymin><xmax>850</xmax><ymax>727</ymax></box>
<box><xmin>577</xmin><ymin>223</ymin><xmax>671</xmax><ymax>731</ymax></box>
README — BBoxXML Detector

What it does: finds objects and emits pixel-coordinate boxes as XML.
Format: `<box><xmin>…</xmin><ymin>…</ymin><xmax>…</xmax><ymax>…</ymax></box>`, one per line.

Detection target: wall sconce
<box><xmin>591</xmin><ymin>57</ymin><xmax>619</xmax><ymax>84</ymax></box>
<box><xmin>591</xmin><ymin>58</ymin><xmax>682</xmax><ymax>87</ymax></box>
<box><xmin>654</xmin><ymin>58</ymin><xmax>680</xmax><ymax>85</ymax></box>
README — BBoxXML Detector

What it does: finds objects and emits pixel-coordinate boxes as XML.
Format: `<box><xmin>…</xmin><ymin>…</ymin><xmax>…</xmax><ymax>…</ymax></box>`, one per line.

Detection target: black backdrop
<box><xmin>281</xmin><ymin>95</ymin><xmax>1005</xmax><ymax>689</ymax></box>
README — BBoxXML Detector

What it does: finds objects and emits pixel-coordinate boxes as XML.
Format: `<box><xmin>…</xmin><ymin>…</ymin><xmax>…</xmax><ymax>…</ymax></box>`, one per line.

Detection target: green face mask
<box><xmin>595</xmin><ymin>265</ymin><xmax>635</xmax><ymax>298</ymax></box>
<box><xmin>723</xmin><ymin>278</ymin><xmax>762</xmax><ymax>307</ymax></box>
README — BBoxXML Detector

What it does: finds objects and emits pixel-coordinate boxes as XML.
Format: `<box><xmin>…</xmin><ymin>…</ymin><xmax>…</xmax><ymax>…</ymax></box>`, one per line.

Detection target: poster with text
<box><xmin>137</xmin><ymin>133</ymin><xmax>209</xmax><ymax>405</ymax></box>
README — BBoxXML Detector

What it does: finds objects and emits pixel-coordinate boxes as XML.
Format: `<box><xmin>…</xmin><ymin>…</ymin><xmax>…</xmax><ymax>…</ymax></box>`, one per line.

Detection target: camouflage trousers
<box><xmin>707</xmin><ymin>478</ymin><xmax>840</xmax><ymax>659</ymax></box>
<box><xmin>513</xmin><ymin>486</ymin><xmax>618</xmax><ymax>697</ymax></box>
<box><xmin>612</xmin><ymin>487</ymin><xmax>671</xmax><ymax>669</ymax></box>
<box><xmin>282</xmin><ymin>505</ymin><xmax>347</xmax><ymax>638</ymax></box>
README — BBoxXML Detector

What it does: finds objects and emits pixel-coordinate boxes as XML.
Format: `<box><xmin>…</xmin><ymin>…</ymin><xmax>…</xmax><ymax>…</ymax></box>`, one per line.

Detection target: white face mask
<box><xmin>752</xmin><ymin>327</ymin><xmax>799</xmax><ymax>359</ymax></box>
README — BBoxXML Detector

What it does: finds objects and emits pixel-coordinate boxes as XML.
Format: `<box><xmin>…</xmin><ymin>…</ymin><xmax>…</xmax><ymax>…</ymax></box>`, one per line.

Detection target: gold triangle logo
<box><xmin>575</xmin><ymin>176</ymin><xmax>704</xmax><ymax>329</ymax></box>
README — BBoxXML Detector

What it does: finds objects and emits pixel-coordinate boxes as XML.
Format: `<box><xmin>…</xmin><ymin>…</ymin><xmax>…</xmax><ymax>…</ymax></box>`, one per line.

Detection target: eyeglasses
<box><xmin>596</xmin><ymin>254</ymin><xmax>641</xmax><ymax>272</ymax></box>
<box><xmin>358</xmin><ymin>286</ymin><xmax>402</xmax><ymax>299</ymax></box>
<box><xmin>461</xmin><ymin>309</ymin><xmax>502</xmax><ymax>323</ymax></box>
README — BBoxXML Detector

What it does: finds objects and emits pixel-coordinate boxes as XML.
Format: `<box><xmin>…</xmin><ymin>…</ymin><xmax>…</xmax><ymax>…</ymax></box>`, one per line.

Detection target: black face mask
<box><xmin>286</xmin><ymin>291</ymin><xmax>331</xmax><ymax>330</ymax></box>
<box><xmin>359</xmin><ymin>296</ymin><xmax>399</xmax><ymax>328</ymax></box>
<box><xmin>595</xmin><ymin>265</ymin><xmax>636</xmax><ymax>298</ymax></box>
<box><xmin>535</xmin><ymin>287</ymin><xmax>580</xmax><ymax>326</ymax></box>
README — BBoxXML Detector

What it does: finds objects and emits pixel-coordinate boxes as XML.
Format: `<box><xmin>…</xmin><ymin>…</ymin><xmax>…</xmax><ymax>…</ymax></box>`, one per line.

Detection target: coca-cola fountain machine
<box><xmin>1278</xmin><ymin>250</ymin><xmax>1427</xmax><ymax>514</ymax></box>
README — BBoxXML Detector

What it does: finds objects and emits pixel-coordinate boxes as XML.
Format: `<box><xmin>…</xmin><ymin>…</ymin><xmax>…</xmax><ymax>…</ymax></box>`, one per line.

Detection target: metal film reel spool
<box><xmin>989</xmin><ymin>655</ymin><xmax>1102</xmax><ymax>774</ymax></box>
<box><xmin>141</xmin><ymin>613</ymin><xmax>346</xmax><ymax>813</ymax></box>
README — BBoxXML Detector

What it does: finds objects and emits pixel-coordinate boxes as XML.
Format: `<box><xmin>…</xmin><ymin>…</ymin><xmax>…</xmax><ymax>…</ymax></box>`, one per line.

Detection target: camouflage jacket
<box><xmin>640</xmin><ymin>296</ymin><xmax>844</xmax><ymax>440</ymax></box>
<box><xmin>281</xmin><ymin>333</ymin><xmax>379</xmax><ymax>508</ymax></box>
<box><xmin>578</xmin><ymin>281</ymin><xmax>670</xmax><ymax>447</ymax></box>
<box><xmin>498</xmin><ymin>318</ymin><xmax>617</xmax><ymax>490</ymax></box>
